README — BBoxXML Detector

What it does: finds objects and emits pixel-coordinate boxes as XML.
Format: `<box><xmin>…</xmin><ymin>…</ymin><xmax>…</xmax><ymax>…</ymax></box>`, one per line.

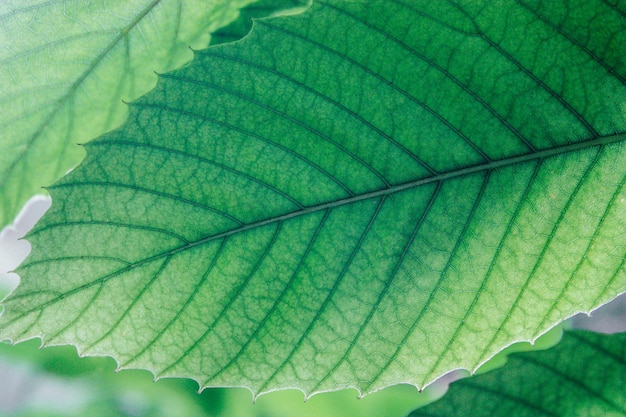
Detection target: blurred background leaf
<box><xmin>408</xmin><ymin>329</ymin><xmax>626</xmax><ymax>417</ymax></box>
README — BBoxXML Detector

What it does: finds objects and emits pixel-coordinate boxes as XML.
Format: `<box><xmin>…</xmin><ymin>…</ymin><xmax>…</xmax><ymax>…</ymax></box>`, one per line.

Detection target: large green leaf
<box><xmin>1</xmin><ymin>0</ymin><xmax>625</xmax><ymax>396</ymax></box>
<box><xmin>409</xmin><ymin>330</ymin><xmax>626</xmax><ymax>416</ymax></box>
<box><xmin>0</xmin><ymin>0</ymin><xmax>258</xmax><ymax>228</ymax></box>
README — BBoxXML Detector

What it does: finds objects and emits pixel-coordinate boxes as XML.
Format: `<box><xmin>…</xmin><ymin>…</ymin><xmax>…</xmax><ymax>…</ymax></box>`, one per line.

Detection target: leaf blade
<box><xmin>408</xmin><ymin>331</ymin><xmax>626</xmax><ymax>416</ymax></box>
<box><xmin>1</xmin><ymin>0</ymin><xmax>625</xmax><ymax>396</ymax></box>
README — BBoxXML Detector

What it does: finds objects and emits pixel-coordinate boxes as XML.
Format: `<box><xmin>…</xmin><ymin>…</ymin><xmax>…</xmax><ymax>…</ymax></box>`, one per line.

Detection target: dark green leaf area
<box><xmin>210</xmin><ymin>0</ymin><xmax>310</xmax><ymax>46</ymax></box>
<box><xmin>1</xmin><ymin>0</ymin><xmax>625</xmax><ymax>396</ymax></box>
<box><xmin>409</xmin><ymin>331</ymin><xmax>626</xmax><ymax>417</ymax></box>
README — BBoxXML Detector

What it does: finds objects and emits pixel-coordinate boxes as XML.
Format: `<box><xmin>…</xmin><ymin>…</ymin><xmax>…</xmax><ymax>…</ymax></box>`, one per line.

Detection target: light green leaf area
<box><xmin>0</xmin><ymin>0</ymin><xmax>258</xmax><ymax>228</ymax></box>
<box><xmin>1</xmin><ymin>0</ymin><xmax>625</xmax><ymax>396</ymax></box>
<box><xmin>409</xmin><ymin>330</ymin><xmax>626</xmax><ymax>416</ymax></box>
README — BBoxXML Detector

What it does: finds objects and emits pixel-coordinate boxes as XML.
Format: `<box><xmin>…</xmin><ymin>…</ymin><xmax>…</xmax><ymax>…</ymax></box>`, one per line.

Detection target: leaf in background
<box><xmin>209</xmin><ymin>0</ymin><xmax>310</xmax><ymax>46</ymax></box>
<box><xmin>408</xmin><ymin>330</ymin><xmax>626</xmax><ymax>416</ymax></box>
<box><xmin>0</xmin><ymin>0</ymin><xmax>260</xmax><ymax>228</ymax></box>
<box><xmin>1</xmin><ymin>0</ymin><xmax>625</xmax><ymax>396</ymax></box>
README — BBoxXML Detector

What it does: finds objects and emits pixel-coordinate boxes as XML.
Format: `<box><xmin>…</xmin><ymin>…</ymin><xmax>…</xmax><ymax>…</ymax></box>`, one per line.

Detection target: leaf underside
<box><xmin>1</xmin><ymin>0</ymin><xmax>625</xmax><ymax>396</ymax></box>
<box><xmin>409</xmin><ymin>330</ymin><xmax>626</xmax><ymax>416</ymax></box>
<box><xmin>0</xmin><ymin>0</ymin><xmax>257</xmax><ymax>228</ymax></box>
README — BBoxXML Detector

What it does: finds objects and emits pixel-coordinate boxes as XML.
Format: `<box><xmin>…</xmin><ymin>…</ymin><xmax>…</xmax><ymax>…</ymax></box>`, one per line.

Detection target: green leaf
<box><xmin>209</xmin><ymin>0</ymin><xmax>310</xmax><ymax>46</ymax></box>
<box><xmin>408</xmin><ymin>330</ymin><xmax>626</xmax><ymax>416</ymax></box>
<box><xmin>0</xmin><ymin>0</ymin><xmax>259</xmax><ymax>228</ymax></box>
<box><xmin>2</xmin><ymin>0</ymin><xmax>625</xmax><ymax>396</ymax></box>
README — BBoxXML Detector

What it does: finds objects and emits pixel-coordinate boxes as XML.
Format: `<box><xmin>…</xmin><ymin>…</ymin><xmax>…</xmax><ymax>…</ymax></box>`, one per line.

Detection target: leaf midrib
<box><xmin>55</xmin><ymin>133</ymin><xmax>626</xmax><ymax>257</ymax></box>
<box><xmin>9</xmin><ymin>131</ymin><xmax>623</xmax><ymax>326</ymax></box>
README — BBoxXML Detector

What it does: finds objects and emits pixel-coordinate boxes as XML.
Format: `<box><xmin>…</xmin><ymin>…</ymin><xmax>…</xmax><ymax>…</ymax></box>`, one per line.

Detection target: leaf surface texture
<box><xmin>409</xmin><ymin>330</ymin><xmax>626</xmax><ymax>416</ymax></box>
<box><xmin>0</xmin><ymin>0</ymin><xmax>257</xmax><ymax>227</ymax></box>
<box><xmin>1</xmin><ymin>0</ymin><xmax>625</xmax><ymax>395</ymax></box>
